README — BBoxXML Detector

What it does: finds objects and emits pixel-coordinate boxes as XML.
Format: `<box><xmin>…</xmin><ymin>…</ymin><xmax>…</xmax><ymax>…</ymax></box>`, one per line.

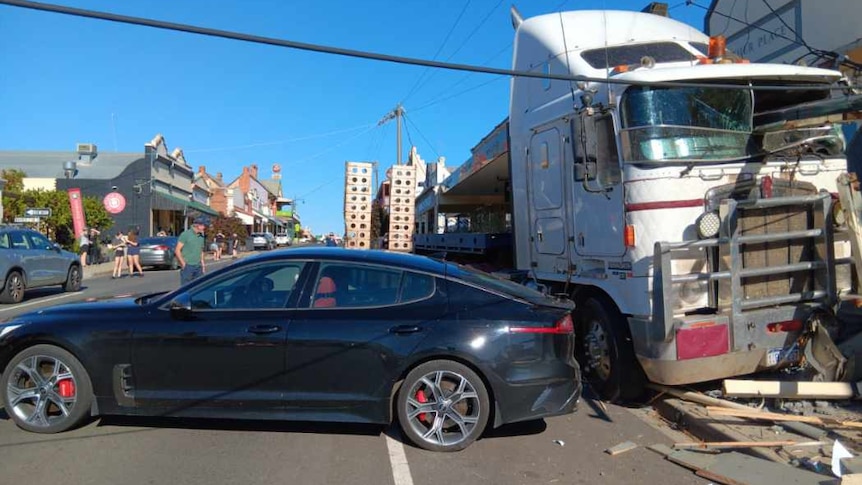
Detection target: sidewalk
<box><xmin>82</xmin><ymin>251</ymin><xmax>252</xmax><ymax>280</ymax></box>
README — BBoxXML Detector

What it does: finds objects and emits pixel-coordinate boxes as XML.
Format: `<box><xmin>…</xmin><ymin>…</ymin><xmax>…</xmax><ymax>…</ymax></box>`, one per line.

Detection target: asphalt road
<box><xmin>0</xmin><ymin>257</ymin><xmax>704</xmax><ymax>485</ymax></box>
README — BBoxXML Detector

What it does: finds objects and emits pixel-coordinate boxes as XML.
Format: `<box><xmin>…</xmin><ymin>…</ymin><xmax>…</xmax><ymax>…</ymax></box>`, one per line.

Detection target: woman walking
<box><xmin>111</xmin><ymin>231</ymin><xmax>128</xmax><ymax>279</ymax></box>
<box><xmin>79</xmin><ymin>227</ymin><xmax>91</xmax><ymax>267</ymax></box>
<box><xmin>127</xmin><ymin>230</ymin><xmax>144</xmax><ymax>277</ymax></box>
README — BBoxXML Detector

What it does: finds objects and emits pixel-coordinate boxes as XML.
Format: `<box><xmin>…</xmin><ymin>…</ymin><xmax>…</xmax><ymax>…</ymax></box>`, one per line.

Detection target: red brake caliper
<box><xmin>57</xmin><ymin>379</ymin><xmax>76</xmax><ymax>398</ymax></box>
<box><xmin>415</xmin><ymin>389</ymin><xmax>428</xmax><ymax>422</ymax></box>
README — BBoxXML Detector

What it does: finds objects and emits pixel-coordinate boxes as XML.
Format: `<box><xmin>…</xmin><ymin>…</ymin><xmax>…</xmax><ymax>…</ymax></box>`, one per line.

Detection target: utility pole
<box><xmin>378</xmin><ymin>104</ymin><xmax>405</xmax><ymax>165</ymax></box>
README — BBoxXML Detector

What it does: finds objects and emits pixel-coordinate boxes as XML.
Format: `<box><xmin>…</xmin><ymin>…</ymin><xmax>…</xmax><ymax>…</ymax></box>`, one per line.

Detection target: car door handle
<box><xmin>247</xmin><ymin>325</ymin><xmax>281</xmax><ymax>334</ymax></box>
<box><xmin>389</xmin><ymin>325</ymin><xmax>422</xmax><ymax>335</ymax></box>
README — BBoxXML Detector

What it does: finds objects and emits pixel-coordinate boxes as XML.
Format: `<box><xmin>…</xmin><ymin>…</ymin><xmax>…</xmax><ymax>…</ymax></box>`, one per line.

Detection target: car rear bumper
<box><xmin>492</xmin><ymin>360</ymin><xmax>582</xmax><ymax>427</ymax></box>
<box><xmin>140</xmin><ymin>251</ymin><xmax>171</xmax><ymax>267</ymax></box>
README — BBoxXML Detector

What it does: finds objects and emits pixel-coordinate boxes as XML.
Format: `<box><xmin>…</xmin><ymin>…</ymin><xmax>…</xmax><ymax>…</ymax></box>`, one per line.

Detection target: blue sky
<box><xmin>0</xmin><ymin>0</ymin><xmax>707</xmax><ymax>234</ymax></box>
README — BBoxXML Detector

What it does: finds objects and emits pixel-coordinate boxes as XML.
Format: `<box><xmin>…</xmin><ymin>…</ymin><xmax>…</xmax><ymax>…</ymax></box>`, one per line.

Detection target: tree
<box><xmin>14</xmin><ymin>189</ymin><xmax>113</xmax><ymax>249</ymax></box>
<box><xmin>1</xmin><ymin>168</ymin><xmax>26</xmax><ymax>222</ymax></box>
<box><xmin>206</xmin><ymin>216</ymin><xmax>249</xmax><ymax>242</ymax></box>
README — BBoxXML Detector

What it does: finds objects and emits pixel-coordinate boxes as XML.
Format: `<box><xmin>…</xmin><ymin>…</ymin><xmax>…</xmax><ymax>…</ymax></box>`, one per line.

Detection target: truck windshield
<box><xmin>619</xmin><ymin>86</ymin><xmax>753</xmax><ymax>163</ymax></box>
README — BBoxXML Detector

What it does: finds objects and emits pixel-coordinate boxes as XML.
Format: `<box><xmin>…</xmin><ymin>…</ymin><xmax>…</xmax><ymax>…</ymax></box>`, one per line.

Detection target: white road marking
<box><xmin>0</xmin><ymin>293</ymin><xmax>77</xmax><ymax>312</ymax></box>
<box><xmin>385</xmin><ymin>431</ymin><xmax>415</xmax><ymax>485</ymax></box>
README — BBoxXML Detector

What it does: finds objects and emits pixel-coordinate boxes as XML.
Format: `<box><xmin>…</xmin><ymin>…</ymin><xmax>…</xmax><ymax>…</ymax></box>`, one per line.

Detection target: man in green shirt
<box><xmin>175</xmin><ymin>217</ymin><xmax>209</xmax><ymax>285</ymax></box>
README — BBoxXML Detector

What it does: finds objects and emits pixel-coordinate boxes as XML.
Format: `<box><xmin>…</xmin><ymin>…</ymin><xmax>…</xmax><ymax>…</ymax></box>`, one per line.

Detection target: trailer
<box><xmin>414</xmin><ymin>7</ymin><xmax>862</xmax><ymax>400</ymax></box>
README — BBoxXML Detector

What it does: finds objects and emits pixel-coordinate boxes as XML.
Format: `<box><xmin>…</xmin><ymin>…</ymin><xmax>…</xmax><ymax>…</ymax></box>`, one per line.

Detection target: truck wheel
<box><xmin>575</xmin><ymin>296</ymin><xmax>645</xmax><ymax>402</ymax></box>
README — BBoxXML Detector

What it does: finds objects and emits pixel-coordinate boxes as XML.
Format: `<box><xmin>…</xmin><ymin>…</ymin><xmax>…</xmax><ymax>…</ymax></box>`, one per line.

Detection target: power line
<box><xmin>412</xmin><ymin>76</ymin><xmax>506</xmax><ymax>113</ymax></box>
<box><xmin>185</xmin><ymin>123</ymin><xmax>376</xmax><ymax>153</ymax></box>
<box><xmin>401</xmin><ymin>1</ymin><xmax>472</xmax><ymax>102</ymax></box>
<box><xmin>409</xmin><ymin>0</ymin><xmax>505</xmax><ymax>99</ymax></box>
<box><xmin>404</xmin><ymin>115</ymin><xmax>440</xmax><ymax>159</ymax></box>
<box><xmin>1</xmin><ymin>0</ymin><xmax>856</xmax><ymax>91</ymax></box>
<box><xmin>416</xmin><ymin>42</ymin><xmax>511</xmax><ymax>109</ymax></box>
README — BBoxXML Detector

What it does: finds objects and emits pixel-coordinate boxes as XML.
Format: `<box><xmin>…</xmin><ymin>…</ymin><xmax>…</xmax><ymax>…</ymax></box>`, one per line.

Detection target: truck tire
<box><xmin>575</xmin><ymin>296</ymin><xmax>645</xmax><ymax>402</ymax></box>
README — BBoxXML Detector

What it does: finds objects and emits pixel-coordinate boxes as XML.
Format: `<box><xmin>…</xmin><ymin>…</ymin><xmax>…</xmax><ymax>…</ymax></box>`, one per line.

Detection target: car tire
<box><xmin>62</xmin><ymin>265</ymin><xmax>82</xmax><ymax>292</ymax></box>
<box><xmin>397</xmin><ymin>360</ymin><xmax>490</xmax><ymax>452</ymax></box>
<box><xmin>1</xmin><ymin>344</ymin><xmax>93</xmax><ymax>433</ymax></box>
<box><xmin>0</xmin><ymin>270</ymin><xmax>25</xmax><ymax>304</ymax></box>
<box><xmin>575</xmin><ymin>296</ymin><xmax>646</xmax><ymax>403</ymax></box>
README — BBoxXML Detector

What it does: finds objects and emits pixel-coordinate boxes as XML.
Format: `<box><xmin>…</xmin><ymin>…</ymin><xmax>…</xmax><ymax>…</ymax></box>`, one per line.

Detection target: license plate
<box><xmin>767</xmin><ymin>347</ymin><xmax>799</xmax><ymax>366</ymax></box>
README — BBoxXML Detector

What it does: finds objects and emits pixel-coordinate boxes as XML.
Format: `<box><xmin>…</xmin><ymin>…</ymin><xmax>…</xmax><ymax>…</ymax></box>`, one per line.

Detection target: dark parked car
<box><xmin>138</xmin><ymin>237</ymin><xmax>179</xmax><ymax>270</ymax></box>
<box><xmin>0</xmin><ymin>248</ymin><xmax>580</xmax><ymax>451</ymax></box>
<box><xmin>0</xmin><ymin>226</ymin><xmax>81</xmax><ymax>304</ymax></box>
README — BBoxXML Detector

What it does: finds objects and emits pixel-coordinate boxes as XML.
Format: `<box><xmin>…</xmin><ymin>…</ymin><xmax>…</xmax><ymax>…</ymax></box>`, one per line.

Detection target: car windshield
<box><xmin>619</xmin><ymin>85</ymin><xmax>754</xmax><ymax>163</ymax></box>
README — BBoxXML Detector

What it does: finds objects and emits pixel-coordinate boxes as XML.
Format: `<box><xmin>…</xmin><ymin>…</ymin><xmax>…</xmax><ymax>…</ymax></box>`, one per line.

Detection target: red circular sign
<box><xmin>103</xmin><ymin>192</ymin><xmax>126</xmax><ymax>214</ymax></box>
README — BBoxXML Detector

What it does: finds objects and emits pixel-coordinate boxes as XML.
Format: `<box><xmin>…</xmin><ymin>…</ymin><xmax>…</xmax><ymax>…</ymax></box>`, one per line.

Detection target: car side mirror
<box><xmin>52</xmin><ymin>243</ymin><xmax>62</xmax><ymax>252</ymax></box>
<box><xmin>169</xmin><ymin>292</ymin><xmax>194</xmax><ymax>320</ymax></box>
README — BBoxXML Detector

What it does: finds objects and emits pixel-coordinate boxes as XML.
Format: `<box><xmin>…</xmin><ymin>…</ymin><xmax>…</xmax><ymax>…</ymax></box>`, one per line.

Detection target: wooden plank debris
<box><xmin>648</xmin><ymin>383</ymin><xmax>754</xmax><ymax>410</ymax></box>
<box><xmin>666</xmin><ymin>450</ymin><xmax>834</xmax><ymax>485</ymax></box>
<box><xmin>673</xmin><ymin>440</ymin><xmax>825</xmax><ymax>450</ymax></box>
<box><xmin>605</xmin><ymin>441</ymin><xmax>638</xmax><ymax>456</ymax></box>
<box><xmin>707</xmin><ymin>406</ymin><xmax>862</xmax><ymax>429</ymax></box>
<box><xmin>647</xmin><ymin>443</ymin><xmax>674</xmax><ymax>457</ymax></box>
<box><xmin>723</xmin><ymin>379</ymin><xmax>860</xmax><ymax>400</ymax></box>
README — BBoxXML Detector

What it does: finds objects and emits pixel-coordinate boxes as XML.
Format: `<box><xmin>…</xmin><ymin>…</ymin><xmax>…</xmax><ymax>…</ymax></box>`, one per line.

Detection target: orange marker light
<box><xmin>624</xmin><ymin>225</ymin><xmax>636</xmax><ymax>248</ymax></box>
<box><xmin>708</xmin><ymin>35</ymin><xmax>727</xmax><ymax>58</ymax></box>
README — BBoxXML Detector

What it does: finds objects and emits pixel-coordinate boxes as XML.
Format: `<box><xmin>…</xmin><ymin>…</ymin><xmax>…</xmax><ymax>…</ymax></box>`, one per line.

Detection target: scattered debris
<box><xmin>673</xmin><ymin>440</ymin><xmax>826</xmax><ymax>450</ymax></box>
<box><xmin>706</xmin><ymin>405</ymin><xmax>862</xmax><ymax>429</ymax></box>
<box><xmin>723</xmin><ymin>379</ymin><xmax>861</xmax><ymax>400</ymax></box>
<box><xmin>666</xmin><ymin>449</ymin><xmax>829</xmax><ymax>485</ymax></box>
<box><xmin>834</xmin><ymin>440</ymin><xmax>854</xmax><ymax>477</ymax></box>
<box><xmin>552</xmin><ymin>439</ymin><xmax>565</xmax><ymax>447</ymax></box>
<box><xmin>605</xmin><ymin>441</ymin><xmax>637</xmax><ymax>456</ymax></box>
<box><xmin>648</xmin><ymin>383</ymin><xmax>754</xmax><ymax>411</ymax></box>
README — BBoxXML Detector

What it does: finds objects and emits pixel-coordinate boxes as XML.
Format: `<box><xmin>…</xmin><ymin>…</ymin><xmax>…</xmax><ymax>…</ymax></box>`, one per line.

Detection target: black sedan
<box><xmin>0</xmin><ymin>248</ymin><xmax>581</xmax><ymax>452</ymax></box>
<box><xmin>138</xmin><ymin>236</ymin><xmax>179</xmax><ymax>270</ymax></box>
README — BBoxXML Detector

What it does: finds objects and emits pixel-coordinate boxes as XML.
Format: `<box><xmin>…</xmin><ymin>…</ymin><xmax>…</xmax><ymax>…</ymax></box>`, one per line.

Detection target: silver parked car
<box><xmin>251</xmin><ymin>232</ymin><xmax>276</xmax><ymax>250</ymax></box>
<box><xmin>0</xmin><ymin>227</ymin><xmax>82</xmax><ymax>304</ymax></box>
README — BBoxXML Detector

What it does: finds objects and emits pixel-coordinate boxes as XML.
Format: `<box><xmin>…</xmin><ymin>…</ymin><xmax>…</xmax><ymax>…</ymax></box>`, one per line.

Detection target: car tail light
<box><xmin>154</xmin><ymin>245</ymin><xmax>169</xmax><ymax>251</ymax></box>
<box><xmin>509</xmin><ymin>314</ymin><xmax>574</xmax><ymax>335</ymax></box>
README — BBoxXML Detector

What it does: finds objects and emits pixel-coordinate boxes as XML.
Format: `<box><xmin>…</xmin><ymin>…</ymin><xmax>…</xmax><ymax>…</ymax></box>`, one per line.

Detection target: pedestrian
<box><xmin>126</xmin><ymin>230</ymin><xmax>144</xmax><ymax>277</ymax></box>
<box><xmin>88</xmin><ymin>227</ymin><xmax>101</xmax><ymax>263</ymax></box>
<box><xmin>215</xmin><ymin>232</ymin><xmax>225</xmax><ymax>260</ymax></box>
<box><xmin>325</xmin><ymin>232</ymin><xmax>338</xmax><ymax>247</ymax></box>
<box><xmin>111</xmin><ymin>231</ymin><xmax>128</xmax><ymax>279</ymax></box>
<box><xmin>79</xmin><ymin>227</ymin><xmax>91</xmax><ymax>267</ymax></box>
<box><xmin>175</xmin><ymin>217</ymin><xmax>208</xmax><ymax>285</ymax></box>
<box><xmin>229</xmin><ymin>232</ymin><xmax>239</xmax><ymax>258</ymax></box>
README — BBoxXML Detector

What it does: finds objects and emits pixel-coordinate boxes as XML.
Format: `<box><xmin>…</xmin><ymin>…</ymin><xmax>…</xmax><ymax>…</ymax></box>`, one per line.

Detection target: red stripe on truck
<box><xmin>625</xmin><ymin>199</ymin><xmax>703</xmax><ymax>212</ymax></box>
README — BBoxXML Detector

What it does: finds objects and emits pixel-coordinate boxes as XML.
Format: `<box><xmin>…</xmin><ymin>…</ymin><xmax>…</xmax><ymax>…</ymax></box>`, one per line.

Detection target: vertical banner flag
<box><xmin>68</xmin><ymin>188</ymin><xmax>86</xmax><ymax>238</ymax></box>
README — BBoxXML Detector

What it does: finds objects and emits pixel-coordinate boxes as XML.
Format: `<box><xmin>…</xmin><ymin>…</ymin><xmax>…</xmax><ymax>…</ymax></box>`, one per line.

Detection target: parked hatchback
<box><xmin>0</xmin><ymin>227</ymin><xmax>82</xmax><ymax>303</ymax></box>
<box><xmin>138</xmin><ymin>237</ymin><xmax>179</xmax><ymax>270</ymax></box>
<box><xmin>251</xmin><ymin>232</ymin><xmax>276</xmax><ymax>250</ymax></box>
<box><xmin>274</xmin><ymin>233</ymin><xmax>291</xmax><ymax>247</ymax></box>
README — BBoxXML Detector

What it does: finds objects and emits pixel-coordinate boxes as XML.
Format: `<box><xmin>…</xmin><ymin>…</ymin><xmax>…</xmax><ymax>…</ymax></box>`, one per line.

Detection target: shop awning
<box><xmin>188</xmin><ymin>200</ymin><xmax>219</xmax><ymax>217</ymax></box>
<box><xmin>152</xmin><ymin>191</ymin><xmax>189</xmax><ymax>212</ymax></box>
<box><xmin>235</xmin><ymin>212</ymin><xmax>254</xmax><ymax>225</ymax></box>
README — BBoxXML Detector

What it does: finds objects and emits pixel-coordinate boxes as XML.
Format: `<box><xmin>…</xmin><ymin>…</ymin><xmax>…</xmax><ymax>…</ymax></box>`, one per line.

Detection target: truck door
<box><xmin>527</xmin><ymin>127</ymin><xmax>567</xmax><ymax>271</ymax></box>
<box><xmin>572</xmin><ymin>112</ymin><xmax>626</xmax><ymax>258</ymax></box>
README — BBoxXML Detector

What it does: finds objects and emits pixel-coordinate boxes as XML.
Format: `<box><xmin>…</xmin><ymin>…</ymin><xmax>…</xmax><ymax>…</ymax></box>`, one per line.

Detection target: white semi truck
<box><xmin>414</xmin><ymin>7</ymin><xmax>862</xmax><ymax>400</ymax></box>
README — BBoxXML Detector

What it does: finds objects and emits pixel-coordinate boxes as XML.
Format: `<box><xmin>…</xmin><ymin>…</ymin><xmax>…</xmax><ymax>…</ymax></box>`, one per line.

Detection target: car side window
<box><xmin>0</xmin><ymin>233</ymin><xmax>9</xmax><ymax>249</ymax></box>
<box><xmin>311</xmin><ymin>263</ymin><xmax>401</xmax><ymax>309</ymax></box>
<box><xmin>189</xmin><ymin>262</ymin><xmax>305</xmax><ymax>310</ymax></box>
<box><xmin>401</xmin><ymin>272</ymin><xmax>435</xmax><ymax>302</ymax></box>
<box><xmin>10</xmin><ymin>231</ymin><xmax>31</xmax><ymax>250</ymax></box>
<box><xmin>27</xmin><ymin>233</ymin><xmax>53</xmax><ymax>250</ymax></box>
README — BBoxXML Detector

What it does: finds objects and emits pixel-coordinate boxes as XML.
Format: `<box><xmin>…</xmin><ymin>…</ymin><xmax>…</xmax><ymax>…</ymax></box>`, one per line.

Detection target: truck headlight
<box><xmin>696</xmin><ymin>211</ymin><xmax>721</xmax><ymax>239</ymax></box>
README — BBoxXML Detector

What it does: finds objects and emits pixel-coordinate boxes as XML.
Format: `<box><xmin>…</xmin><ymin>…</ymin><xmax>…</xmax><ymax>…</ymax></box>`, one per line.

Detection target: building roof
<box><xmin>0</xmin><ymin>151</ymin><xmax>143</xmax><ymax>180</ymax></box>
<box><xmin>262</xmin><ymin>180</ymin><xmax>282</xmax><ymax>197</ymax></box>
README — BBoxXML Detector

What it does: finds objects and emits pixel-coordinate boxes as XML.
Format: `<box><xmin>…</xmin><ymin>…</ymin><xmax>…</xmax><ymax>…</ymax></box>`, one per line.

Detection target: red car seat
<box><xmin>313</xmin><ymin>276</ymin><xmax>337</xmax><ymax>308</ymax></box>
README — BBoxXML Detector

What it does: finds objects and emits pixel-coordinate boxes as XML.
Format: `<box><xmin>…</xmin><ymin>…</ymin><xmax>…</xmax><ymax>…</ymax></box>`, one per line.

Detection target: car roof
<box><xmin>242</xmin><ymin>247</ymin><xmax>448</xmax><ymax>275</ymax></box>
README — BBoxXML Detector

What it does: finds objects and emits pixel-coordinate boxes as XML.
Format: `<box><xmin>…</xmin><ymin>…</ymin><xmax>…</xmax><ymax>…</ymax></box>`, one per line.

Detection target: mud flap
<box><xmin>804</xmin><ymin>317</ymin><xmax>847</xmax><ymax>382</ymax></box>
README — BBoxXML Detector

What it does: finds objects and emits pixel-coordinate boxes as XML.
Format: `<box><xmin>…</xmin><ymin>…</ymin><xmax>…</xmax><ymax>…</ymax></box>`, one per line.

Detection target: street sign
<box><xmin>24</xmin><ymin>208</ymin><xmax>51</xmax><ymax>217</ymax></box>
<box><xmin>14</xmin><ymin>217</ymin><xmax>40</xmax><ymax>223</ymax></box>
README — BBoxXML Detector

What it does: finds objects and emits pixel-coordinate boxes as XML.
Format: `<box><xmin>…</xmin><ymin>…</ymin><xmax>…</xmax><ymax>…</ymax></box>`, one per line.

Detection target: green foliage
<box><xmin>1</xmin><ymin>168</ymin><xmax>26</xmax><ymax>222</ymax></box>
<box><xmin>206</xmin><ymin>216</ymin><xmax>249</xmax><ymax>241</ymax></box>
<box><xmin>6</xmin><ymin>189</ymin><xmax>114</xmax><ymax>249</ymax></box>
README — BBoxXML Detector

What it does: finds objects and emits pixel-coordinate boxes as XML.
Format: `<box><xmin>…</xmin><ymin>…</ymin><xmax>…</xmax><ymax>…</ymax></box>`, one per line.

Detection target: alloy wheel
<box><xmin>7</xmin><ymin>272</ymin><xmax>23</xmax><ymax>302</ymax></box>
<box><xmin>404</xmin><ymin>370</ymin><xmax>482</xmax><ymax>448</ymax></box>
<box><xmin>6</xmin><ymin>355</ymin><xmax>78</xmax><ymax>428</ymax></box>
